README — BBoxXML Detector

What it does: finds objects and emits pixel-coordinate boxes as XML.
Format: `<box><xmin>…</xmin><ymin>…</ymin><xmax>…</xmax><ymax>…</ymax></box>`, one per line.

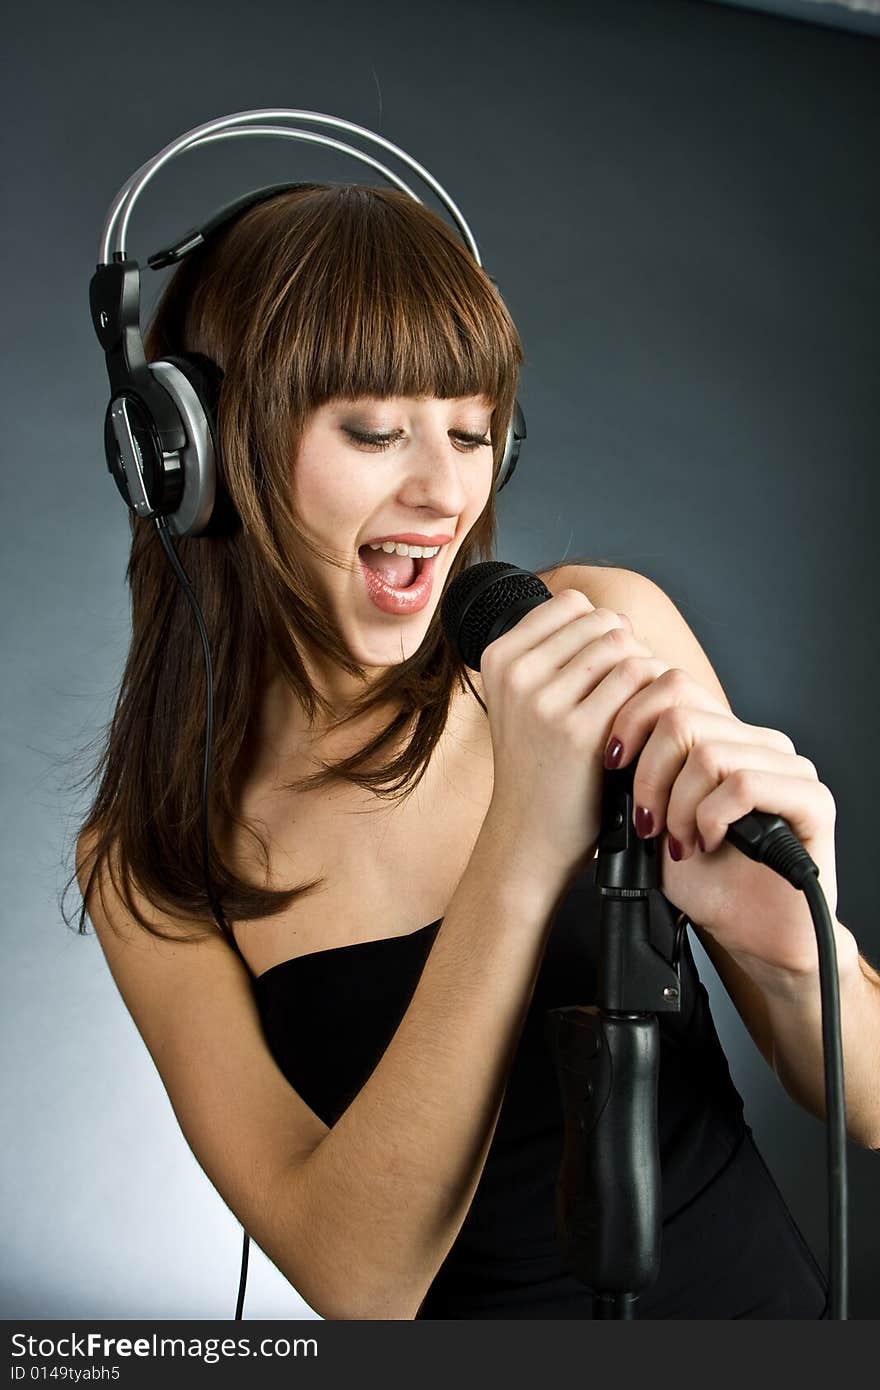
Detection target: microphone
<box><xmin>440</xmin><ymin>560</ymin><xmax>819</xmax><ymax>889</ymax></box>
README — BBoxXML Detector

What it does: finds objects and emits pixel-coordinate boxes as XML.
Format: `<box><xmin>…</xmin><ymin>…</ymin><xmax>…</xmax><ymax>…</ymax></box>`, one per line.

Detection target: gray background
<box><xmin>2</xmin><ymin>0</ymin><xmax>877</xmax><ymax>1321</ymax></box>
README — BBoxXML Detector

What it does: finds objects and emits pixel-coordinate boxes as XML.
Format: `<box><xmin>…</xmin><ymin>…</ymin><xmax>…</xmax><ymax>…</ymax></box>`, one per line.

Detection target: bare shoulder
<box><xmin>539</xmin><ymin>560</ymin><xmax>674</xmax><ymax>612</ymax></box>
<box><xmin>75</xmin><ymin>823</ymin><xmax>330</xmax><ymax>1303</ymax></box>
<box><xmin>537</xmin><ymin>561</ymin><xmax>626</xmax><ymax>601</ymax></box>
<box><xmin>74</xmin><ymin>824</ymin><xmax>302</xmax><ymax>1117</ymax></box>
<box><xmin>76</xmin><ymin>823</ymin><xmax>206</xmax><ymax>952</ymax></box>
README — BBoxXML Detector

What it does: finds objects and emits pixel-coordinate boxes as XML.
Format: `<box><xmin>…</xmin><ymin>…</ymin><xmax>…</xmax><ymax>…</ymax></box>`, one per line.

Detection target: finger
<box><xmin>564</xmin><ymin>654</ymin><xmax>670</xmax><ymax>751</ymax></box>
<box><xmin>482</xmin><ymin>591</ymin><xmax>612</xmax><ymax>675</ymax></box>
<box><xmin>694</xmin><ymin>767</ymin><xmax>836</xmax><ymax>856</ymax></box>
<box><xmin>608</xmin><ymin>670</ymin><xmax>738</xmax><ymax>767</ymax></box>
<box><xmin>543</xmin><ymin>610</ymin><xmax>651</xmax><ymax>678</ymax></box>
<box><xmin>503</xmin><ymin>611</ymin><xmax>652</xmax><ymax>703</ymax></box>
<box><xmin>660</xmin><ymin>740</ymin><xmax>820</xmax><ymax>857</ymax></box>
<box><xmin>607</xmin><ymin>669</ymin><xmax>796</xmax><ymax>774</ymax></box>
<box><xmin>626</xmin><ymin>702</ymin><xmax>808</xmax><ymax>834</ymax></box>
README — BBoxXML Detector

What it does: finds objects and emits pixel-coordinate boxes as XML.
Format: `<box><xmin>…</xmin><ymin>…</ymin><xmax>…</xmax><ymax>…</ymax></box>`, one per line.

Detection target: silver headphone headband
<box><xmin>98</xmin><ymin>108</ymin><xmax>482</xmax><ymax>267</ymax></box>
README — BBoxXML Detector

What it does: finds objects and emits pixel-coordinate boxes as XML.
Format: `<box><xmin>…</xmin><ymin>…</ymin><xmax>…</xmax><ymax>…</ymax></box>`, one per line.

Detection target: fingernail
<box><xmin>697</xmin><ymin>831</ymin><xmax>706</xmax><ymax>853</ymax></box>
<box><xmin>635</xmin><ymin>805</ymin><xmax>654</xmax><ymax>838</ymax></box>
<box><xmin>604</xmin><ymin>737</ymin><xmax>624</xmax><ymax>770</ymax></box>
<box><xmin>668</xmin><ymin>835</ymin><xmax>683</xmax><ymax>861</ymax></box>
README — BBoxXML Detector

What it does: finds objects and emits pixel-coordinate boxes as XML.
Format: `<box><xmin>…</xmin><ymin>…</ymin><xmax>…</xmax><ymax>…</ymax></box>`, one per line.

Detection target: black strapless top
<box><xmin>253</xmin><ymin>860</ymin><xmax>828</xmax><ymax>1319</ymax></box>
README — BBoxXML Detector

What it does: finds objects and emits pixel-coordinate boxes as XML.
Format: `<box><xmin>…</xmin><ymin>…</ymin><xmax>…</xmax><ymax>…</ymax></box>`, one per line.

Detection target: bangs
<box><xmin>247</xmin><ymin>186</ymin><xmax>522</xmax><ymax>414</ymax></box>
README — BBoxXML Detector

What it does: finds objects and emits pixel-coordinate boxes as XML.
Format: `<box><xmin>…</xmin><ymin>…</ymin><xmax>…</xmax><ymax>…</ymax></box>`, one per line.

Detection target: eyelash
<box><xmin>344</xmin><ymin>429</ymin><xmax>492</xmax><ymax>453</ymax></box>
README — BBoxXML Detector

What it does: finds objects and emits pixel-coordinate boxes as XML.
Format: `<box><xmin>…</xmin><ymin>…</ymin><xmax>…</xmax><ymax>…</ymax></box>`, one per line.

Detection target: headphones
<box><xmin>89</xmin><ymin>109</ymin><xmax>527</xmax><ymax>539</ymax></box>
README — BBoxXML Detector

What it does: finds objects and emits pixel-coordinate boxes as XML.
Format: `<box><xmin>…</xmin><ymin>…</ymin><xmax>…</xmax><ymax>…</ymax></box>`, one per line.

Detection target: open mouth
<box><xmin>357</xmin><ymin>547</ymin><xmax>438</xmax><ymax>614</ymax></box>
<box><xmin>357</xmin><ymin>544</ymin><xmax>428</xmax><ymax>591</ymax></box>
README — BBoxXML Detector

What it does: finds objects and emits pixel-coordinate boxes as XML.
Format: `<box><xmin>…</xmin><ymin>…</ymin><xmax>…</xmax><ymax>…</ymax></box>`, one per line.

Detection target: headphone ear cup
<box><xmin>496</xmin><ymin>397</ymin><xmax>526</xmax><ymax>493</ymax></box>
<box><xmin>149</xmin><ymin>353</ymin><xmax>241</xmax><ymax>538</ymax></box>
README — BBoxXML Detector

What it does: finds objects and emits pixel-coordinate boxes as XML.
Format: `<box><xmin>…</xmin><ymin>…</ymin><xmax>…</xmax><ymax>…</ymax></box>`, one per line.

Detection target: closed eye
<box><xmin>343</xmin><ymin>429</ymin><xmax>492</xmax><ymax>452</ymax></box>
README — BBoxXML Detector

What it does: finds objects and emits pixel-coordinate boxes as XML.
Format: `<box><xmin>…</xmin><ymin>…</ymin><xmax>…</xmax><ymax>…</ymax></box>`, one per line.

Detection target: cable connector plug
<box><xmin>725</xmin><ymin>811</ymin><xmax>819</xmax><ymax>889</ymax></box>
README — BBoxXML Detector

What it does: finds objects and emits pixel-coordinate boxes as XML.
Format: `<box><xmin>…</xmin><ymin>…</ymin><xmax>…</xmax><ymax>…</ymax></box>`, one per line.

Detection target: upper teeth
<box><xmin>366</xmin><ymin>541</ymin><xmax>441</xmax><ymax>558</ymax></box>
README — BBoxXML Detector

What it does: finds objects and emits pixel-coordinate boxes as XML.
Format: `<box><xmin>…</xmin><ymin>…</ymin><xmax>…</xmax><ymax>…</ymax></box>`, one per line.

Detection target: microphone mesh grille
<box><xmin>441</xmin><ymin>562</ymin><xmax>551</xmax><ymax>670</ymax></box>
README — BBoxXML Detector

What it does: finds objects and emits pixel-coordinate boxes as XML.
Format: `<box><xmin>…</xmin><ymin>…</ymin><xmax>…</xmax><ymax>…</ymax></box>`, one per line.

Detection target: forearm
<box><xmin>293</xmin><ymin>811</ymin><xmax>567</xmax><ymax>1319</ymax></box>
<box><xmin>751</xmin><ymin>924</ymin><xmax>880</xmax><ymax>1151</ymax></box>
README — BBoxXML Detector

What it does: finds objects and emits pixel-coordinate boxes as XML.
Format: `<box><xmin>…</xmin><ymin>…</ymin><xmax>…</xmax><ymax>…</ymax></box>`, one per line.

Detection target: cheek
<box><xmin>469</xmin><ymin>473</ymin><xmax>495</xmax><ymax>525</ymax></box>
<box><xmin>292</xmin><ymin>458</ymin><xmax>364</xmax><ymax>537</ymax></box>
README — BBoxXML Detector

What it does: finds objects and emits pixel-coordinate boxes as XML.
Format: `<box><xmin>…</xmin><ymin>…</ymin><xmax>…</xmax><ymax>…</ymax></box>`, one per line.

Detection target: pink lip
<box><xmin>358</xmin><ymin>551</ymin><xmax>438</xmax><ymax>616</ymax></box>
<box><xmin>363</xmin><ymin>533</ymin><xmax>452</xmax><ymax>547</ymax></box>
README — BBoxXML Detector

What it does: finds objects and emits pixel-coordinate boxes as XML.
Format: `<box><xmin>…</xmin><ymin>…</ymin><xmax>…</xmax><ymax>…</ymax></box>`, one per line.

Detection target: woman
<box><xmin>73</xmin><ymin>184</ymin><xmax>880</xmax><ymax>1320</ymax></box>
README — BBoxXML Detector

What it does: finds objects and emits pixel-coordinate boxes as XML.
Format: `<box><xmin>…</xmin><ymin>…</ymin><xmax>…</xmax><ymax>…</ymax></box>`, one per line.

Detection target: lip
<box><xmin>358</xmin><ymin>550</ymin><xmax>438</xmax><ymax>616</ymax></box>
<box><xmin>362</xmin><ymin>533</ymin><xmax>453</xmax><ymax>547</ymax></box>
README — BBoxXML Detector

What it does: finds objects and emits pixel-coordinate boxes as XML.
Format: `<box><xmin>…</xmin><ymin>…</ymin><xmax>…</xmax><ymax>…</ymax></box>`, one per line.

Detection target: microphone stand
<box><xmin>545</xmin><ymin>765</ymin><xmax>682</xmax><ymax>1319</ymax></box>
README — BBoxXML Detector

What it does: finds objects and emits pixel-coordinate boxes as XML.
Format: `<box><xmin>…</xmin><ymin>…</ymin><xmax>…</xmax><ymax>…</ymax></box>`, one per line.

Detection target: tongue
<box><xmin>360</xmin><ymin>547</ymin><xmax>417</xmax><ymax>589</ymax></box>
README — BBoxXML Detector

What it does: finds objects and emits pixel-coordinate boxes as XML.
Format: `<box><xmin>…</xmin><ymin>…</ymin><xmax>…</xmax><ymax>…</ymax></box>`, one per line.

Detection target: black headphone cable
<box><xmin>154</xmin><ymin>514</ymin><xmax>251</xmax><ymax>1321</ymax></box>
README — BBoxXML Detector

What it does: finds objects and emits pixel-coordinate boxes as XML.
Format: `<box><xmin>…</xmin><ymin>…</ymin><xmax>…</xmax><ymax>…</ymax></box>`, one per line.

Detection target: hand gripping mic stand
<box><xmin>545</xmin><ymin>764</ymin><xmax>682</xmax><ymax>1319</ymax></box>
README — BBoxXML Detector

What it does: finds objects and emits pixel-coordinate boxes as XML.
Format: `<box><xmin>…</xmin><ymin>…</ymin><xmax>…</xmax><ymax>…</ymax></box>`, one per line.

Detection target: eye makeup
<box><xmin>342</xmin><ymin>427</ymin><xmax>492</xmax><ymax>451</ymax></box>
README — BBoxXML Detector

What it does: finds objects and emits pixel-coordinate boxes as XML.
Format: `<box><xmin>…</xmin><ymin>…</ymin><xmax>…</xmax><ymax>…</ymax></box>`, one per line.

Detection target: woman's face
<box><xmin>291</xmin><ymin>393</ymin><xmax>496</xmax><ymax>671</ymax></box>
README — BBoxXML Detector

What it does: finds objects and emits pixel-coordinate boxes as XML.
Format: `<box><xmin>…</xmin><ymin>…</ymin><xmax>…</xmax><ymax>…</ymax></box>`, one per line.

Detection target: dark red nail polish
<box><xmin>635</xmin><ymin>805</ymin><xmax>654</xmax><ymax>838</ymax></box>
<box><xmin>604</xmin><ymin>737</ymin><xmax>623</xmax><ymax>770</ymax></box>
<box><xmin>668</xmin><ymin>835</ymin><xmax>683</xmax><ymax>861</ymax></box>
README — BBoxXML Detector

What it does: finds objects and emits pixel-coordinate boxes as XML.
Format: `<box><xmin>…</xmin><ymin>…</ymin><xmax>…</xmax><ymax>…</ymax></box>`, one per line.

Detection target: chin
<box><xmin>354</xmin><ymin>631</ymin><xmax>430</xmax><ymax>671</ymax></box>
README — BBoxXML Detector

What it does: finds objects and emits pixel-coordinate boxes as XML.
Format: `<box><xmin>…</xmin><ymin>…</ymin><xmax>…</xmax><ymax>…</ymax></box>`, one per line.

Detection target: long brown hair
<box><xmin>68</xmin><ymin>183</ymin><xmax>538</xmax><ymax>947</ymax></box>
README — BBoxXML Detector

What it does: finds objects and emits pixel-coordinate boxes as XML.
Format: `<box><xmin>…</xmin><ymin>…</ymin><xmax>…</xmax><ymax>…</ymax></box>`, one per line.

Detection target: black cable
<box><xmin>234</xmin><ymin>1220</ymin><xmax>251</xmax><ymax>1321</ymax></box>
<box><xmin>801</xmin><ymin>871</ymin><xmax>848</xmax><ymax>1319</ymax></box>
<box><xmin>670</xmin><ymin>896</ymin><xmax>845</xmax><ymax>1309</ymax></box>
<box><xmin>672</xmin><ymin>911</ymin><xmax>689</xmax><ymax>972</ymax></box>
<box><xmin>727</xmin><ymin>817</ymin><xmax>848</xmax><ymax>1319</ymax></box>
<box><xmin>154</xmin><ymin>515</ymin><xmax>251</xmax><ymax>1321</ymax></box>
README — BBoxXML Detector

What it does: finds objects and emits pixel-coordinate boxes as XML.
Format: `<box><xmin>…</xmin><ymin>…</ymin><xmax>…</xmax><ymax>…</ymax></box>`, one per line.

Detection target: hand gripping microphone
<box><xmin>441</xmin><ymin>560</ymin><xmax>848</xmax><ymax>1319</ymax></box>
<box><xmin>440</xmin><ymin>560</ymin><xmax>824</xmax><ymax>880</ymax></box>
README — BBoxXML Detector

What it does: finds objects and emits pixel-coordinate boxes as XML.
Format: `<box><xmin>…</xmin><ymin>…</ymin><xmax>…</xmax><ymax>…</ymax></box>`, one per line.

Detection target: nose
<box><xmin>398</xmin><ymin>429</ymin><xmax>472</xmax><ymax>518</ymax></box>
